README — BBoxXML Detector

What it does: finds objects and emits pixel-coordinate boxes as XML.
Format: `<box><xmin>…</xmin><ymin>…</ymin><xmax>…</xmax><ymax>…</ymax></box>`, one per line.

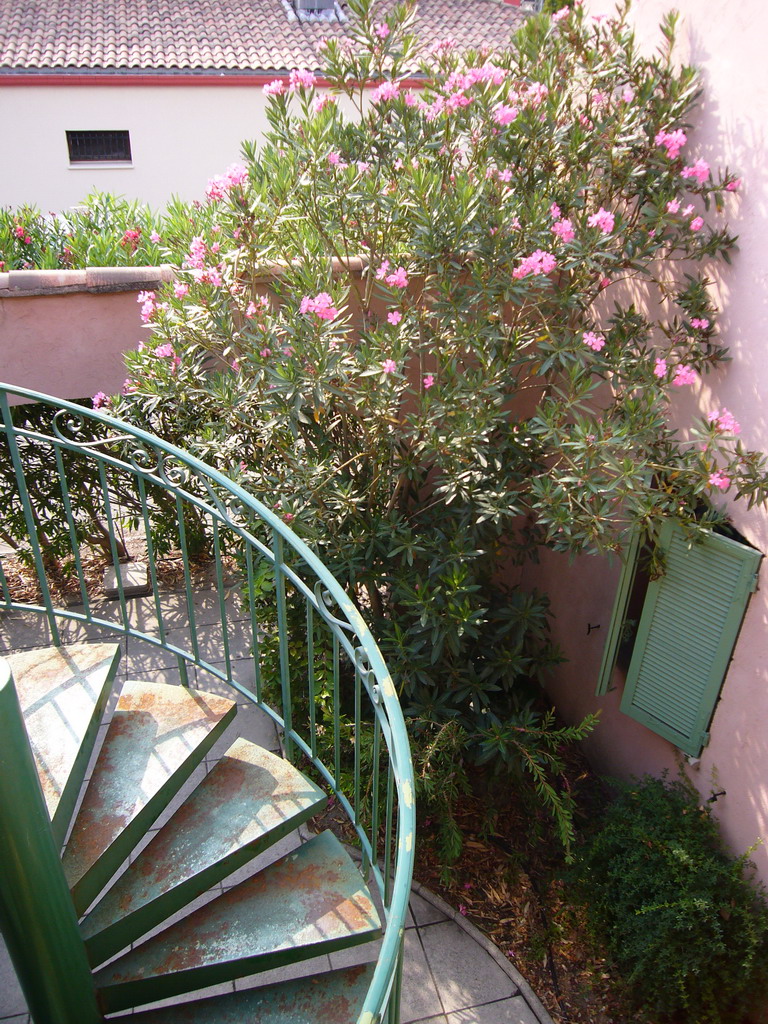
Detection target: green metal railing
<box><xmin>0</xmin><ymin>382</ymin><xmax>415</xmax><ymax>1024</ymax></box>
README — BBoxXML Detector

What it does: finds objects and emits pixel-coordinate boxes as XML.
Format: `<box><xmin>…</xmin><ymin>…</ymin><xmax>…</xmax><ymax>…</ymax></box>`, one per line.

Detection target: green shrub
<box><xmin>576</xmin><ymin>774</ymin><xmax>768</xmax><ymax>1023</ymax></box>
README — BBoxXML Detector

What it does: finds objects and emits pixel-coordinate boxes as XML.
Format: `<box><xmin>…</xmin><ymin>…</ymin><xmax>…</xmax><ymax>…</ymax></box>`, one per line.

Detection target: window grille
<box><xmin>66</xmin><ymin>130</ymin><xmax>132</xmax><ymax>163</ymax></box>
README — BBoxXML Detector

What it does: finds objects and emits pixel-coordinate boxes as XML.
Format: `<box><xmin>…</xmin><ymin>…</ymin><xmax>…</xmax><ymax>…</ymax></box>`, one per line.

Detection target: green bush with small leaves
<box><xmin>575</xmin><ymin>775</ymin><xmax>768</xmax><ymax>1023</ymax></box>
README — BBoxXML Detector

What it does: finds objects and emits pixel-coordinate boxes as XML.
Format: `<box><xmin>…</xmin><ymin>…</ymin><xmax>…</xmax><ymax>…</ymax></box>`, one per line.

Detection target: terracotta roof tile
<box><xmin>0</xmin><ymin>0</ymin><xmax>529</xmax><ymax>73</ymax></box>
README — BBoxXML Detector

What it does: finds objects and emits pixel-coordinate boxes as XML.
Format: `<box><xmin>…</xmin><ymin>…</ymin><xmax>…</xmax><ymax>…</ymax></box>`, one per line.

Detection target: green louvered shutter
<box><xmin>620</xmin><ymin>521</ymin><xmax>761</xmax><ymax>756</ymax></box>
<box><xmin>596</xmin><ymin>530</ymin><xmax>641</xmax><ymax>695</ymax></box>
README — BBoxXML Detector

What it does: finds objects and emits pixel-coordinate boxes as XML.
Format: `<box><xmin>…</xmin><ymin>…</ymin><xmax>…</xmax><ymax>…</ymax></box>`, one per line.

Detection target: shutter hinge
<box><xmin>699</xmin><ymin>730</ymin><xmax>710</xmax><ymax>751</ymax></box>
<box><xmin>749</xmin><ymin>573</ymin><xmax>759</xmax><ymax>593</ymax></box>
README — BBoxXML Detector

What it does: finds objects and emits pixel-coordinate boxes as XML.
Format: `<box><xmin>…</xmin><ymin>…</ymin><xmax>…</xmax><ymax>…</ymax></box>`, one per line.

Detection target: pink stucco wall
<box><xmin>0</xmin><ymin>268</ymin><xmax>175</xmax><ymax>402</ymax></box>
<box><xmin>533</xmin><ymin>0</ymin><xmax>768</xmax><ymax>892</ymax></box>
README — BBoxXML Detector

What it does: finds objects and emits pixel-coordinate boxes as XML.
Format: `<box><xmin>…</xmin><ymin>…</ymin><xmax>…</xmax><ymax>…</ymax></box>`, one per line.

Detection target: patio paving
<box><xmin>0</xmin><ymin>591</ymin><xmax>555</xmax><ymax>1024</ymax></box>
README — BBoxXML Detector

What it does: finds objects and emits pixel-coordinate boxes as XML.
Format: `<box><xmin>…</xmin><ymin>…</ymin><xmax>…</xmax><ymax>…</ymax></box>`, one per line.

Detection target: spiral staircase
<box><xmin>0</xmin><ymin>384</ymin><xmax>415</xmax><ymax>1024</ymax></box>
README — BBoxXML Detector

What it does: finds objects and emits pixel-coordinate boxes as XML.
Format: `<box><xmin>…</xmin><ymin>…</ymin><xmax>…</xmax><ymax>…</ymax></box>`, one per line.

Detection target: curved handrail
<box><xmin>0</xmin><ymin>381</ymin><xmax>415</xmax><ymax>1024</ymax></box>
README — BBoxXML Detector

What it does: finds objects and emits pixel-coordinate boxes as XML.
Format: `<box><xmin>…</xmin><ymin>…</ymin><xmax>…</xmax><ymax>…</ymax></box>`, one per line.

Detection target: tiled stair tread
<box><xmin>63</xmin><ymin>680</ymin><xmax>236</xmax><ymax>913</ymax></box>
<box><xmin>110</xmin><ymin>963</ymin><xmax>376</xmax><ymax>1024</ymax></box>
<box><xmin>94</xmin><ymin>830</ymin><xmax>382</xmax><ymax>1013</ymax></box>
<box><xmin>81</xmin><ymin>738</ymin><xmax>328</xmax><ymax>962</ymax></box>
<box><xmin>8</xmin><ymin>642</ymin><xmax>121</xmax><ymax>842</ymax></box>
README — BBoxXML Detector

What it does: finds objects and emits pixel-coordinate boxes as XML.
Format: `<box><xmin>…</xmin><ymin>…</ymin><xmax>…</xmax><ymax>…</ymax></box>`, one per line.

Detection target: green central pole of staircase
<box><xmin>0</xmin><ymin>659</ymin><xmax>102</xmax><ymax>1024</ymax></box>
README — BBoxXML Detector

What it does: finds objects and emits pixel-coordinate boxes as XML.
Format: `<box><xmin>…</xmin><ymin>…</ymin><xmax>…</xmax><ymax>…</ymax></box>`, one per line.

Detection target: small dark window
<box><xmin>66</xmin><ymin>130</ymin><xmax>132</xmax><ymax>163</ymax></box>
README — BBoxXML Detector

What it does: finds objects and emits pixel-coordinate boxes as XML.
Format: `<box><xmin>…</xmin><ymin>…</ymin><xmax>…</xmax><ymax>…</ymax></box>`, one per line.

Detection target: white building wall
<box><xmin>1</xmin><ymin>82</ymin><xmax>274</xmax><ymax>211</ymax></box>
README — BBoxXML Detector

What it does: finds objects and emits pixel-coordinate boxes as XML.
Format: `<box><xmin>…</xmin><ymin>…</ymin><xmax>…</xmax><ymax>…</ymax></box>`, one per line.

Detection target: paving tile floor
<box><xmin>0</xmin><ymin>597</ymin><xmax>554</xmax><ymax>1024</ymax></box>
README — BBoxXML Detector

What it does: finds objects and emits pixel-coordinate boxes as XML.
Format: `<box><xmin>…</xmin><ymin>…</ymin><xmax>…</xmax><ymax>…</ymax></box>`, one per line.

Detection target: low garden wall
<box><xmin>0</xmin><ymin>266</ymin><xmax>175</xmax><ymax>403</ymax></box>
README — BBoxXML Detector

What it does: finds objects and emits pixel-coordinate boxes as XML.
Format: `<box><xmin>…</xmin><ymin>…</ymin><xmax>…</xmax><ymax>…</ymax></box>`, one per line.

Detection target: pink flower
<box><xmin>583</xmin><ymin>331</ymin><xmax>605</xmax><ymax>352</ymax></box>
<box><xmin>673</xmin><ymin>364</ymin><xmax>698</xmax><ymax>387</ymax></box>
<box><xmin>512</xmin><ymin>250</ymin><xmax>557</xmax><ymax>279</ymax></box>
<box><xmin>264</xmin><ymin>79</ymin><xmax>287</xmax><ymax>96</ymax></box>
<box><xmin>708</xmin><ymin>408</ymin><xmax>741</xmax><ymax>435</ymax></box>
<box><xmin>122</xmin><ymin>378</ymin><xmax>136</xmax><ymax>395</ymax></box>
<box><xmin>260</xmin><ymin>347</ymin><xmax>271</xmax><ymax>358</ymax></box>
<box><xmin>592</xmin><ymin>91</ymin><xmax>607</xmax><ymax>106</ymax></box>
<box><xmin>150</xmin><ymin>230</ymin><xmax>161</xmax><ymax>243</ymax></box>
<box><xmin>225</xmin><ymin>163</ymin><xmax>248</xmax><ymax>187</ymax></box>
<box><xmin>327</xmin><ymin>151</ymin><xmax>343</xmax><ymax>166</ymax></box>
<box><xmin>690</xmin><ymin>317</ymin><xmax>710</xmax><ymax>330</ymax></box>
<box><xmin>385</xmin><ymin>266</ymin><xmax>409</xmax><ymax>288</ymax></box>
<box><xmin>524</xmin><ymin>82</ymin><xmax>548</xmax><ymax>108</ymax></box>
<box><xmin>382</xmin><ymin>359</ymin><xmax>397</xmax><ymax>374</ymax></box>
<box><xmin>289</xmin><ymin>68</ymin><xmax>317</xmax><ymax>91</ymax></box>
<box><xmin>653</xmin><ymin>357</ymin><xmax>667</xmax><ymax>378</ymax></box>
<box><xmin>552</xmin><ymin>6</ymin><xmax>570</xmax><ymax>21</ymax></box>
<box><xmin>137</xmin><ymin>290</ymin><xmax>156</xmax><ymax>323</ymax></box>
<box><xmin>313</xmin><ymin>94</ymin><xmax>336</xmax><ymax>113</ymax></box>
<box><xmin>121</xmin><ymin>228</ymin><xmax>141</xmax><ymax>250</ymax></box>
<box><xmin>726</xmin><ymin>178</ymin><xmax>741</xmax><ymax>192</ymax></box>
<box><xmin>549</xmin><ymin>203</ymin><xmax>561</xmax><ymax>220</ymax></box>
<box><xmin>174</xmin><ymin>282</ymin><xmax>189</xmax><ymax>299</ymax></box>
<box><xmin>357</xmin><ymin>161</ymin><xmax>371</xmax><ymax>174</ymax></box>
<box><xmin>493</xmin><ymin>103</ymin><xmax>518</xmax><ymax>126</ymax></box>
<box><xmin>497</xmin><ymin>168</ymin><xmax>512</xmax><ymax>183</ymax></box>
<box><xmin>232</xmin><ymin>359</ymin><xmax>240</xmax><ymax>372</ymax></box>
<box><xmin>666</xmin><ymin>199</ymin><xmax>681</xmax><ymax>214</ymax></box>
<box><xmin>92</xmin><ymin>391</ymin><xmax>108</xmax><ymax>409</ymax></box>
<box><xmin>155</xmin><ymin>343</ymin><xmax>175</xmax><ymax>359</ymax></box>
<box><xmin>655</xmin><ymin>128</ymin><xmax>687</xmax><ymax>160</ymax></box>
<box><xmin>459</xmin><ymin>905</ymin><xmax>468</xmax><ymax>916</ymax></box>
<box><xmin>371</xmin><ymin>80</ymin><xmax>400</xmax><ymax>104</ymax></box>
<box><xmin>387</xmin><ymin>310</ymin><xmax>402</xmax><ymax>325</ymax></box>
<box><xmin>708</xmin><ymin>471</ymin><xmax>731</xmax><ymax>491</ymax></box>
<box><xmin>301</xmin><ymin>291</ymin><xmax>339</xmax><ymax>321</ymax></box>
<box><xmin>186</xmin><ymin>236</ymin><xmax>207</xmax><ymax>269</ymax></box>
<box><xmin>245</xmin><ymin>301</ymin><xmax>258</xmax><ymax>318</ymax></box>
<box><xmin>690</xmin><ymin>216</ymin><xmax>704</xmax><ymax>232</ymax></box>
<box><xmin>622</xmin><ymin>86</ymin><xmax>635</xmax><ymax>103</ymax></box>
<box><xmin>376</xmin><ymin>260</ymin><xmax>390</xmax><ymax>280</ymax></box>
<box><xmin>681</xmin><ymin>159</ymin><xmax>710</xmax><ymax>184</ymax></box>
<box><xmin>423</xmin><ymin>374</ymin><xmax>435</xmax><ymax>389</ymax></box>
<box><xmin>587</xmin><ymin>207</ymin><xmax>615</xmax><ymax>233</ymax></box>
<box><xmin>375</xmin><ymin>22</ymin><xmax>390</xmax><ymax>39</ymax></box>
<box><xmin>551</xmin><ymin>218</ymin><xmax>575</xmax><ymax>243</ymax></box>
<box><xmin>682</xmin><ymin>204</ymin><xmax>695</xmax><ymax>217</ymax></box>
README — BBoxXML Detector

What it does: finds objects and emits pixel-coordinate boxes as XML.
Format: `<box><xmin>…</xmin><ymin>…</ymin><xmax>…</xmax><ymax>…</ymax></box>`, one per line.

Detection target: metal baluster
<box><xmin>333</xmin><ymin>633</ymin><xmax>341</xmax><ymax>789</ymax></box>
<box><xmin>245</xmin><ymin>541</ymin><xmax>262</xmax><ymax>702</ymax></box>
<box><xmin>138</xmin><ymin>476</ymin><xmax>166</xmax><ymax>646</ymax></box>
<box><xmin>384</xmin><ymin>767</ymin><xmax>395</xmax><ymax>906</ymax></box>
<box><xmin>98</xmin><ymin>461</ymin><xmax>129</xmax><ymax>631</ymax></box>
<box><xmin>212</xmin><ymin>517</ymin><xmax>231</xmax><ymax>681</ymax></box>
<box><xmin>369</xmin><ymin>717</ymin><xmax>382</xmax><ymax>874</ymax></box>
<box><xmin>273</xmin><ymin>531</ymin><xmax>293</xmax><ymax>761</ymax></box>
<box><xmin>307</xmin><ymin>602</ymin><xmax>317</xmax><ymax>758</ymax></box>
<box><xmin>354</xmin><ymin>659</ymin><xmax>362</xmax><ymax>827</ymax></box>
<box><xmin>0</xmin><ymin>395</ymin><xmax>60</xmax><ymax>645</ymax></box>
<box><xmin>175</xmin><ymin>495</ymin><xmax>199</xmax><ymax>671</ymax></box>
<box><xmin>52</xmin><ymin>445</ymin><xmax>90</xmax><ymax>614</ymax></box>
